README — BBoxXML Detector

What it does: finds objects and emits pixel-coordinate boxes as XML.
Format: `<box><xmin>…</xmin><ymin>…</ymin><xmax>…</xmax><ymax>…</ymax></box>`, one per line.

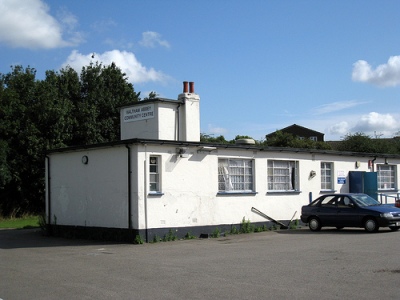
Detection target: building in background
<box><xmin>266</xmin><ymin>124</ymin><xmax>325</xmax><ymax>142</ymax></box>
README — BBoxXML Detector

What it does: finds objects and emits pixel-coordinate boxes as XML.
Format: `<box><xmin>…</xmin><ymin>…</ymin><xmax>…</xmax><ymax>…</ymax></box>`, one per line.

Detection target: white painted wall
<box><xmin>48</xmin><ymin>146</ymin><xmax>129</xmax><ymax>228</ymax></box>
<box><xmin>131</xmin><ymin>145</ymin><xmax>400</xmax><ymax>231</ymax></box>
<box><xmin>47</xmin><ymin>142</ymin><xmax>400</xmax><ymax>232</ymax></box>
<box><xmin>120</xmin><ymin>95</ymin><xmax>201</xmax><ymax>142</ymax></box>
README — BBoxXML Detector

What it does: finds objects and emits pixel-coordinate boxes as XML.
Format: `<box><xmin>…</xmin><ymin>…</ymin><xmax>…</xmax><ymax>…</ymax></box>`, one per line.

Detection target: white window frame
<box><xmin>377</xmin><ymin>164</ymin><xmax>396</xmax><ymax>190</ymax></box>
<box><xmin>218</xmin><ymin>158</ymin><xmax>254</xmax><ymax>193</ymax></box>
<box><xmin>268</xmin><ymin>160</ymin><xmax>299</xmax><ymax>192</ymax></box>
<box><xmin>321</xmin><ymin>162</ymin><xmax>333</xmax><ymax>191</ymax></box>
<box><xmin>149</xmin><ymin>156</ymin><xmax>161</xmax><ymax>193</ymax></box>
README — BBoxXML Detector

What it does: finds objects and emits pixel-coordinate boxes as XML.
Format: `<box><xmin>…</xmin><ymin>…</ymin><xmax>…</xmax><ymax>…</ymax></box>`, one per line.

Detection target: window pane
<box><xmin>268</xmin><ymin>160</ymin><xmax>298</xmax><ymax>191</ymax></box>
<box><xmin>378</xmin><ymin>165</ymin><xmax>395</xmax><ymax>190</ymax></box>
<box><xmin>321</xmin><ymin>162</ymin><xmax>333</xmax><ymax>190</ymax></box>
<box><xmin>149</xmin><ymin>156</ymin><xmax>160</xmax><ymax>192</ymax></box>
<box><xmin>218</xmin><ymin>158</ymin><xmax>253</xmax><ymax>192</ymax></box>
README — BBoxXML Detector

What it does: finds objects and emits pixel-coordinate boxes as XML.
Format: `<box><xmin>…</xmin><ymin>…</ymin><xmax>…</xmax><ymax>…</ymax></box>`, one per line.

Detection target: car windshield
<box><xmin>351</xmin><ymin>194</ymin><xmax>380</xmax><ymax>207</ymax></box>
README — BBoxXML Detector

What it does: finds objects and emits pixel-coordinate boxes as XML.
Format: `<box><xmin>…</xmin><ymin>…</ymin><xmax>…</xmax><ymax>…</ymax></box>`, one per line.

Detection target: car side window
<box><xmin>320</xmin><ymin>196</ymin><xmax>338</xmax><ymax>207</ymax></box>
<box><xmin>337</xmin><ymin>196</ymin><xmax>352</xmax><ymax>208</ymax></box>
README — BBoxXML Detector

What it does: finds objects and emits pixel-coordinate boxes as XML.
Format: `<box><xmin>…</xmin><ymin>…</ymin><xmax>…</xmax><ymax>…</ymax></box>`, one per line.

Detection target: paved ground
<box><xmin>1</xmin><ymin>227</ymin><xmax>399</xmax><ymax>300</ymax></box>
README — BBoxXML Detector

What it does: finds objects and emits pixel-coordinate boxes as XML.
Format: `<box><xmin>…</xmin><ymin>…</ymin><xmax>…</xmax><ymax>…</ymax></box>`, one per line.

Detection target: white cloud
<box><xmin>329</xmin><ymin>121</ymin><xmax>350</xmax><ymax>136</ymax></box>
<box><xmin>312</xmin><ymin>100</ymin><xmax>367</xmax><ymax>115</ymax></box>
<box><xmin>329</xmin><ymin>112</ymin><xmax>400</xmax><ymax>139</ymax></box>
<box><xmin>352</xmin><ymin>112</ymin><xmax>398</xmax><ymax>134</ymax></box>
<box><xmin>61</xmin><ymin>50</ymin><xmax>170</xmax><ymax>84</ymax></box>
<box><xmin>0</xmin><ymin>0</ymin><xmax>82</xmax><ymax>49</ymax></box>
<box><xmin>139</xmin><ymin>31</ymin><xmax>170</xmax><ymax>48</ymax></box>
<box><xmin>205</xmin><ymin>124</ymin><xmax>228</xmax><ymax>136</ymax></box>
<box><xmin>352</xmin><ymin>55</ymin><xmax>400</xmax><ymax>87</ymax></box>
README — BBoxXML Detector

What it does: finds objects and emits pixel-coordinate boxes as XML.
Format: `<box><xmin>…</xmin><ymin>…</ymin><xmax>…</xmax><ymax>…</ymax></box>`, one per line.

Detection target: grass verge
<box><xmin>0</xmin><ymin>215</ymin><xmax>40</xmax><ymax>229</ymax></box>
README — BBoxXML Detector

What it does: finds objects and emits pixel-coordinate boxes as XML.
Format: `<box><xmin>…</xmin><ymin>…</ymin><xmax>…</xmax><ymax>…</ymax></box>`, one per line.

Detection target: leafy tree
<box><xmin>265</xmin><ymin>130</ymin><xmax>331</xmax><ymax>150</ymax></box>
<box><xmin>143</xmin><ymin>91</ymin><xmax>158</xmax><ymax>100</ymax></box>
<box><xmin>200</xmin><ymin>133</ymin><xmax>229</xmax><ymax>144</ymax></box>
<box><xmin>73</xmin><ymin>62</ymin><xmax>139</xmax><ymax>145</ymax></box>
<box><xmin>337</xmin><ymin>132</ymin><xmax>399</xmax><ymax>154</ymax></box>
<box><xmin>0</xmin><ymin>66</ymin><xmax>40</xmax><ymax>215</ymax></box>
<box><xmin>0</xmin><ymin>63</ymin><xmax>140</xmax><ymax>216</ymax></box>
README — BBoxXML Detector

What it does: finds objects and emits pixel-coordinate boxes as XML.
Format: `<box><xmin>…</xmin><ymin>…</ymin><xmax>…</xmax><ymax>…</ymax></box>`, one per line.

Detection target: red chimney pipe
<box><xmin>189</xmin><ymin>82</ymin><xmax>194</xmax><ymax>93</ymax></box>
<box><xmin>183</xmin><ymin>81</ymin><xmax>188</xmax><ymax>93</ymax></box>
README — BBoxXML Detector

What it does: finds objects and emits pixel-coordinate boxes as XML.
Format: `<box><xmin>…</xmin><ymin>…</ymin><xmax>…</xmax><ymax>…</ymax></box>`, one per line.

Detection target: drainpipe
<box><xmin>45</xmin><ymin>156</ymin><xmax>51</xmax><ymax>228</ymax></box>
<box><xmin>144</xmin><ymin>144</ymin><xmax>149</xmax><ymax>242</ymax></box>
<box><xmin>125</xmin><ymin>145</ymin><xmax>132</xmax><ymax>230</ymax></box>
<box><xmin>176</xmin><ymin>102</ymin><xmax>181</xmax><ymax>141</ymax></box>
<box><xmin>371</xmin><ymin>156</ymin><xmax>377</xmax><ymax>172</ymax></box>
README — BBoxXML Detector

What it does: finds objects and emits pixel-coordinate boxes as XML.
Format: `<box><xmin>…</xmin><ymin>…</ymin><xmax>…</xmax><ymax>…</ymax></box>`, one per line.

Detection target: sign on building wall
<box><xmin>123</xmin><ymin>104</ymin><xmax>155</xmax><ymax>122</ymax></box>
<box><xmin>337</xmin><ymin>170</ymin><xmax>346</xmax><ymax>184</ymax></box>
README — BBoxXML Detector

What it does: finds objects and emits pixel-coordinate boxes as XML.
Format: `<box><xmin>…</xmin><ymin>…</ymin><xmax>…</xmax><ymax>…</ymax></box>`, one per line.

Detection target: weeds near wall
<box><xmin>289</xmin><ymin>219</ymin><xmax>300</xmax><ymax>229</ymax></box>
<box><xmin>240</xmin><ymin>217</ymin><xmax>255</xmax><ymax>233</ymax></box>
<box><xmin>134</xmin><ymin>235</ymin><xmax>144</xmax><ymax>244</ymax></box>
<box><xmin>163</xmin><ymin>229</ymin><xmax>178</xmax><ymax>242</ymax></box>
<box><xmin>184</xmin><ymin>231</ymin><xmax>196</xmax><ymax>239</ymax></box>
<box><xmin>152</xmin><ymin>235</ymin><xmax>162</xmax><ymax>243</ymax></box>
<box><xmin>211</xmin><ymin>227</ymin><xmax>221</xmax><ymax>238</ymax></box>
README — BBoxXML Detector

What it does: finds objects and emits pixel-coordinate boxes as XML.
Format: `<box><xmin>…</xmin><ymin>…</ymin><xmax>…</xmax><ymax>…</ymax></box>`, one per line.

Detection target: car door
<box><xmin>336</xmin><ymin>196</ymin><xmax>361</xmax><ymax>227</ymax></box>
<box><xmin>317</xmin><ymin>195</ymin><xmax>339</xmax><ymax>226</ymax></box>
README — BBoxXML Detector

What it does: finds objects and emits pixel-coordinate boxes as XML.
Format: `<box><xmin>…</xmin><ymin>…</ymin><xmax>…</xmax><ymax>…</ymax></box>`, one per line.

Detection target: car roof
<box><xmin>318</xmin><ymin>193</ymin><xmax>366</xmax><ymax>197</ymax></box>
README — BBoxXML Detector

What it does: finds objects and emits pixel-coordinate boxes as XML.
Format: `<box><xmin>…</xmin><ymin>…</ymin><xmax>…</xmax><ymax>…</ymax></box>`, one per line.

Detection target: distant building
<box><xmin>266</xmin><ymin>124</ymin><xmax>325</xmax><ymax>142</ymax></box>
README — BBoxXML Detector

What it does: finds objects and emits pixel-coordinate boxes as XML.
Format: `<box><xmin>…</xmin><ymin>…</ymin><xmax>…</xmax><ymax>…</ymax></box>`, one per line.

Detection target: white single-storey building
<box><xmin>45</xmin><ymin>82</ymin><xmax>400</xmax><ymax>242</ymax></box>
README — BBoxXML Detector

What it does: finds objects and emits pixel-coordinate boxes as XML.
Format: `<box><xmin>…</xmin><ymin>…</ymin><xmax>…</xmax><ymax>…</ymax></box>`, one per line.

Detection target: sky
<box><xmin>1</xmin><ymin>0</ymin><xmax>399</xmax><ymax>141</ymax></box>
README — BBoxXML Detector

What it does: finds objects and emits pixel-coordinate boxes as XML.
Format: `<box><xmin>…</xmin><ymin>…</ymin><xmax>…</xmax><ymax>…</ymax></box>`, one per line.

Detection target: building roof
<box><xmin>46</xmin><ymin>137</ymin><xmax>400</xmax><ymax>159</ymax></box>
<box><xmin>266</xmin><ymin>124</ymin><xmax>324</xmax><ymax>138</ymax></box>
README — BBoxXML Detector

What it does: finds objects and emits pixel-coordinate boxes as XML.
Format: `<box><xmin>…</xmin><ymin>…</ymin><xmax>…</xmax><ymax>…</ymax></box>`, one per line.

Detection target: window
<box><xmin>268</xmin><ymin>160</ymin><xmax>299</xmax><ymax>191</ymax></box>
<box><xmin>377</xmin><ymin>164</ymin><xmax>396</xmax><ymax>190</ymax></box>
<box><xmin>310</xmin><ymin>136</ymin><xmax>317</xmax><ymax>141</ymax></box>
<box><xmin>320</xmin><ymin>195</ymin><xmax>338</xmax><ymax>207</ymax></box>
<box><xmin>149</xmin><ymin>156</ymin><xmax>160</xmax><ymax>192</ymax></box>
<box><xmin>321</xmin><ymin>162</ymin><xmax>333</xmax><ymax>190</ymax></box>
<box><xmin>218</xmin><ymin>158</ymin><xmax>254</xmax><ymax>192</ymax></box>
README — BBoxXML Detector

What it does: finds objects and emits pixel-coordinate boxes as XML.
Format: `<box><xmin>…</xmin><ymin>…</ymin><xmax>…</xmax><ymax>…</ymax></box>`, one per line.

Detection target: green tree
<box><xmin>143</xmin><ymin>91</ymin><xmax>158</xmax><ymax>100</ymax></box>
<box><xmin>265</xmin><ymin>130</ymin><xmax>331</xmax><ymax>150</ymax></box>
<box><xmin>73</xmin><ymin>62</ymin><xmax>139</xmax><ymax>145</ymax></box>
<box><xmin>200</xmin><ymin>133</ymin><xmax>229</xmax><ymax>144</ymax></box>
<box><xmin>337</xmin><ymin>132</ymin><xmax>399</xmax><ymax>154</ymax></box>
<box><xmin>0</xmin><ymin>63</ymin><xmax>140</xmax><ymax>216</ymax></box>
<box><xmin>0</xmin><ymin>66</ymin><xmax>40</xmax><ymax>215</ymax></box>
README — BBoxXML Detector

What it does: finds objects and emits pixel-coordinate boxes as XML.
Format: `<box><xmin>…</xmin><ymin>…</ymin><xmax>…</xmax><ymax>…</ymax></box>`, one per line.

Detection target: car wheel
<box><xmin>389</xmin><ymin>226</ymin><xmax>400</xmax><ymax>231</ymax></box>
<box><xmin>364</xmin><ymin>218</ymin><xmax>379</xmax><ymax>233</ymax></box>
<box><xmin>308</xmin><ymin>217</ymin><xmax>321</xmax><ymax>231</ymax></box>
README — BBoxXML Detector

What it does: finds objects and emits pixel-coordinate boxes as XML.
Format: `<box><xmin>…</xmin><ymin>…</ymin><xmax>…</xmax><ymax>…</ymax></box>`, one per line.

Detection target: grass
<box><xmin>0</xmin><ymin>215</ymin><xmax>40</xmax><ymax>229</ymax></box>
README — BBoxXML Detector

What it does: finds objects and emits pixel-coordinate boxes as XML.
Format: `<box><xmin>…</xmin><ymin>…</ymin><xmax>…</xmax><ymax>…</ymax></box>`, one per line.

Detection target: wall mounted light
<box><xmin>82</xmin><ymin>155</ymin><xmax>89</xmax><ymax>164</ymax></box>
<box><xmin>385</xmin><ymin>158</ymin><xmax>389</xmax><ymax>165</ymax></box>
<box><xmin>309</xmin><ymin>170</ymin><xmax>316</xmax><ymax>179</ymax></box>
<box><xmin>176</xmin><ymin>147</ymin><xmax>189</xmax><ymax>158</ymax></box>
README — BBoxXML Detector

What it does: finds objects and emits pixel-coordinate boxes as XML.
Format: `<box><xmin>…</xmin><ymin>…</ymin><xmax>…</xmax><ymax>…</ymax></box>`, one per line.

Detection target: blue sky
<box><xmin>1</xmin><ymin>0</ymin><xmax>399</xmax><ymax>141</ymax></box>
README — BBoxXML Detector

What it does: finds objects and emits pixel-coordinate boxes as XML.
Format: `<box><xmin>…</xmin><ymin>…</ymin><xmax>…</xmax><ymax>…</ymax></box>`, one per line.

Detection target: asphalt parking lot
<box><xmin>1</xmin><ymin>227</ymin><xmax>399</xmax><ymax>300</ymax></box>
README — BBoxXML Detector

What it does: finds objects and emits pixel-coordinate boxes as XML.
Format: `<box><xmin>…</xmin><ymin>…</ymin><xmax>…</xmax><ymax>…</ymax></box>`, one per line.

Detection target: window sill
<box><xmin>217</xmin><ymin>191</ymin><xmax>257</xmax><ymax>196</ymax></box>
<box><xmin>320</xmin><ymin>190</ymin><xmax>337</xmax><ymax>194</ymax></box>
<box><xmin>148</xmin><ymin>192</ymin><xmax>164</xmax><ymax>196</ymax></box>
<box><xmin>267</xmin><ymin>190</ymin><xmax>301</xmax><ymax>195</ymax></box>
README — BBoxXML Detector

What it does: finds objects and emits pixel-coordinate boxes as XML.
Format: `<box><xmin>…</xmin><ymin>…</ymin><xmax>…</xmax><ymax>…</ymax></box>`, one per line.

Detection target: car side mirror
<box><xmin>349</xmin><ymin>203</ymin><xmax>355</xmax><ymax>208</ymax></box>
